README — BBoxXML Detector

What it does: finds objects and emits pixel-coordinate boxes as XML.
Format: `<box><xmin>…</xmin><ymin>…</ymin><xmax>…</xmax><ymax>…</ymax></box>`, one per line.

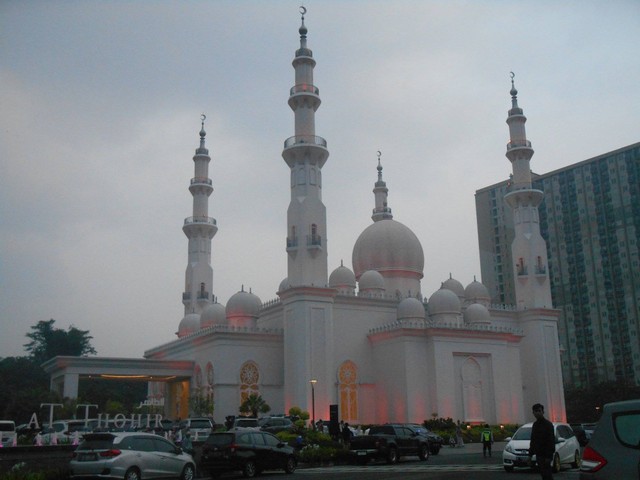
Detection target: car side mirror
<box><xmin>505</xmin><ymin>437</ymin><xmax>512</xmax><ymax>441</ymax></box>
<box><xmin>556</xmin><ymin>436</ymin><xmax>565</xmax><ymax>443</ymax></box>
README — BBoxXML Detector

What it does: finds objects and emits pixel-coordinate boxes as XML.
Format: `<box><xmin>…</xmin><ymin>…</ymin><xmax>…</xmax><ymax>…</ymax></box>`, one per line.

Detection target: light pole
<box><xmin>310</xmin><ymin>379</ymin><xmax>317</xmax><ymax>430</ymax></box>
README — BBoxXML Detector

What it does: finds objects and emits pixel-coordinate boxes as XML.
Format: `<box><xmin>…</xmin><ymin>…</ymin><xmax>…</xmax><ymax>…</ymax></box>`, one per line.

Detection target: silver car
<box><xmin>580</xmin><ymin>399</ymin><xmax>640</xmax><ymax>479</ymax></box>
<box><xmin>69</xmin><ymin>432</ymin><xmax>196</xmax><ymax>480</ymax></box>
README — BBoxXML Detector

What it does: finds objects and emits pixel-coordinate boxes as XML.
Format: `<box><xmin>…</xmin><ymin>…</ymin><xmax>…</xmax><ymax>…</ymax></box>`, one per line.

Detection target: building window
<box><xmin>338</xmin><ymin>361</ymin><xmax>358</xmax><ymax>423</ymax></box>
<box><xmin>239</xmin><ymin>361</ymin><xmax>260</xmax><ymax>404</ymax></box>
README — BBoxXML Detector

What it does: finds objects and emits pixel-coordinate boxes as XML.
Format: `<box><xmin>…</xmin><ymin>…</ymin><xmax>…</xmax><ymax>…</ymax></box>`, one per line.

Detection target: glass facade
<box><xmin>476</xmin><ymin>143</ymin><xmax>640</xmax><ymax>388</ymax></box>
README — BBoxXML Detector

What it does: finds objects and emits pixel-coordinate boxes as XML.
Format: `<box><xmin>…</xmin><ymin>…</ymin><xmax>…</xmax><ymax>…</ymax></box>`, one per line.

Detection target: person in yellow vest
<box><xmin>481</xmin><ymin>424</ymin><xmax>494</xmax><ymax>457</ymax></box>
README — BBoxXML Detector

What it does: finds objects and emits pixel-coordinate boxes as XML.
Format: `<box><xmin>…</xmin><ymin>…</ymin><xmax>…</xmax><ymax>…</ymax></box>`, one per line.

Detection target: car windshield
<box><xmin>0</xmin><ymin>423</ymin><xmax>15</xmax><ymax>432</ymax></box>
<box><xmin>236</xmin><ymin>419</ymin><xmax>258</xmax><ymax>427</ymax></box>
<box><xmin>512</xmin><ymin>426</ymin><xmax>532</xmax><ymax>440</ymax></box>
<box><xmin>189</xmin><ymin>420</ymin><xmax>211</xmax><ymax>429</ymax></box>
<box><xmin>206</xmin><ymin>433</ymin><xmax>234</xmax><ymax>447</ymax></box>
<box><xmin>77</xmin><ymin>434</ymin><xmax>115</xmax><ymax>450</ymax></box>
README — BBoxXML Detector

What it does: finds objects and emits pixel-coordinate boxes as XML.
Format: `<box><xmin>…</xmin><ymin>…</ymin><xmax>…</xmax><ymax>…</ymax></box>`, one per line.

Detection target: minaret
<box><xmin>503</xmin><ymin>74</ymin><xmax>552</xmax><ymax>309</ymax></box>
<box><xmin>282</xmin><ymin>7</ymin><xmax>329</xmax><ymax>287</ymax></box>
<box><xmin>182</xmin><ymin>115</ymin><xmax>217</xmax><ymax>315</ymax></box>
<box><xmin>371</xmin><ymin>151</ymin><xmax>393</xmax><ymax>222</ymax></box>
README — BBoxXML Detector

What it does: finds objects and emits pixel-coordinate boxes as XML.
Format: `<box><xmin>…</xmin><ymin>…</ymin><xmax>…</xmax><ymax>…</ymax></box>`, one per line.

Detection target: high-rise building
<box><xmin>476</xmin><ymin>142</ymin><xmax>640</xmax><ymax>388</ymax></box>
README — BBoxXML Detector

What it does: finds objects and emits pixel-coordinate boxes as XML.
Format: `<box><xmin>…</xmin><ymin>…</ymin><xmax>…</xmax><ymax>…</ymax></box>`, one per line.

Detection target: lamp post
<box><xmin>310</xmin><ymin>379</ymin><xmax>317</xmax><ymax>430</ymax></box>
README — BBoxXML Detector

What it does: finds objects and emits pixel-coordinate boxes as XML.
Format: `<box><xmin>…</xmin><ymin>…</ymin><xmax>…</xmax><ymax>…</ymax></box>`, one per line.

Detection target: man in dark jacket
<box><xmin>528</xmin><ymin>403</ymin><xmax>556</xmax><ymax>480</ymax></box>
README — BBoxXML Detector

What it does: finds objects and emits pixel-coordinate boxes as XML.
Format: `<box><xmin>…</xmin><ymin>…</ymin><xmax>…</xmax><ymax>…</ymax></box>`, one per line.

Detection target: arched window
<box><xmin>206</xmin><ymin>362</ymin><xmax>214</xmax><ymax>406</ymax></box>
<box><xmin>194</xmin><ymin>364</ymin><xmax>203</xmax><ymax>394</ymax></box>
<box><xmin>239</xmin><ymin>361</ymin><xmax>260</xmax><ymax>404</ymax></box>
<box><xmin>338</xmin><ymin>360</ymin><xmax>358</xmax><ymax>422</ymax></box>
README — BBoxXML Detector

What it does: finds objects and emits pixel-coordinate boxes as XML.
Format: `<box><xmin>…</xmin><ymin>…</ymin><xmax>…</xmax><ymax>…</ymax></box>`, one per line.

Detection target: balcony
<box><xmin>507</xmin><ymin>140</ymin><xmax>532</xmax><ymax>150</ymax></box>
<box><xmin>535</xmin><ymin>265</ymin><xmax>547</xmax><ymax>275</ymax></box>
<box><xmin>517</xmin><ymin>267</ymin><xmax>528</xmax><ymax>276</ymax></box>
<box><xmin>286</xmin><ymin>236</ymin><xmax>298</xmax><ymax>248</ymax></box>
<box><xmin>197</xmin><ymin>291</ymin><xmax>210</xmax><ymax>300</ymax></box>
<box><xmin>284</xmin><ymin>135</ymin><xmax>327</xmax><ymax>149</ymax></box>
<box><xmin>307</xmin><ymin>234</ymin><xmax>322</xmax><ymax>247</ymax></box>
<box><xmin>184</xmin><ymin>216</ymin><xmax>217</xmax><ymax>226</ymax></box>
<box><xmin>190</xmin><ymin>177</ymin><xmax>212</xmax><ymax>185</ymax></box>
<box><xmin>182</xmin><ymin>292</ymin><xmax>191</xmax><ymax>301</ymax></box>
<box><xmin>290</xmin><ymin>83</ymin><xmax>319</xmax><ymax>96</ymax></box>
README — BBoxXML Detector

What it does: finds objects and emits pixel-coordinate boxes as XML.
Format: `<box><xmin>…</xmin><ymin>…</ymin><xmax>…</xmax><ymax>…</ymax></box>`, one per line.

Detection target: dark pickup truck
<box><xmin>349</xmin><ymin>424</ymin><xmax>430</xmax><ymax>464</ymax></box>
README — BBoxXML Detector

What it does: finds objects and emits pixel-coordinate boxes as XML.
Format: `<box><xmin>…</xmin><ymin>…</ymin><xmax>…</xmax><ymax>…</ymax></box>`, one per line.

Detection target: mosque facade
<box><xmin>143</xmin><ymin>13</ymin><xmax>566</xmax><ymax>426</ymax></box>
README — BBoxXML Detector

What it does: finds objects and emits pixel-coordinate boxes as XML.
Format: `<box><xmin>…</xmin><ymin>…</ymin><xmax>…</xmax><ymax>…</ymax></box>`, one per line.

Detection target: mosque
<box><xmin>45</xmin><ymin>11</ymin><xmax>566</xmax><ymax>426</ymax></box>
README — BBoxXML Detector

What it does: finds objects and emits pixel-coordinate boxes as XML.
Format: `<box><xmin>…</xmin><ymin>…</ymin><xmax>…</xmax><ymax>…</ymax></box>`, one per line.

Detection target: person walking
<box><xmin>528</xmin><ymin>403</ymin><xmax>556</xmax><ymax>480</ymax></box>
<box><xmin>342</xmin><ymin>422</ymin><xmax>353</xmax><ymax>447</ymax></box>
<box><xmin>455</xmin><ymin>422</ymin><xmax>464</xmax><ymax>447</ymax></box>
<box><xmin>481</xmin><ymin>424</ymin><xmax>494</xmax><ymax>457</ymax></box>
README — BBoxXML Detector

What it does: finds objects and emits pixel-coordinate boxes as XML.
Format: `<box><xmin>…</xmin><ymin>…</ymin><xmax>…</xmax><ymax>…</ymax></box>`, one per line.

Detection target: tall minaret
<box><xmin>182</xmin><ymin>115</ymin><xmax>217</xmax><ymax>315</ymax></box>
<box><xmin>371</xmin><ymin>152</ymin><xmax>393</xmax><ymax>222</ymax></box>
<box><xmin>282</xmin><ymin>7</ymin><xmax>329</xmax><ymax>287</ymax></box>
<box><xmin>503</xmin><ymin>74</ymin><xmax>552</xmax><ymax>309</ymax></box>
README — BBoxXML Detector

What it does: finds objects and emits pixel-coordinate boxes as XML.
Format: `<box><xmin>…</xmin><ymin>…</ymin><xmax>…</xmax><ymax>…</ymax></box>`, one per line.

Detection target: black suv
<box><xmin>259</xmin><ymin>416</ymin><xmax>295</xmax><ymax>434</ymax></box>
<box><xmin>200</xmin><ymin>430</ymin><xmax>297</xmax><ymax>478</ymax></box>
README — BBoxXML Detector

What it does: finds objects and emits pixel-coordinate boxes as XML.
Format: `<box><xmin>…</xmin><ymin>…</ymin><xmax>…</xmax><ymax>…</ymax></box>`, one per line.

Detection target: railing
<box><xmin>290</xmin><ymin>83</ymin><xmax>319</xmax><ymax>96</ymax></box>
<box><xmin>284</xmin><ymin>135</ymin><xmax>327</xmax><ymax>149</ymax></box>
<box><xmin>307</xmin><ymin>234</ymin><xmax>322</xmax><ymax>247</ymax></box>
<box><xmin>182</xmin><ymin>292</ymin><xmax>191</xmax><ymax>301</ymax></box>
<box><xmin>197</xmin><ymin>291</ymin><xmax>210</xmax><ymax>300</ymax></box>
<box><xmin>190</xmin><ymin>177</ymin><xmax>212</xmax><ymax>185</ymax></box>
<box><xmin>535</xmin><ymin>265</ymin><xmax>547</xmax><ymax>275</ymax></box>
<box><xmin>184</xmin><ymin>216</ymin><xmax>217</xmax><ymax>226</ymax></box>
<box><xmin>517</xmin><ymin>267</ymin><xmax>528</xmax><ymax>276</ymax></box>
<box><xmin>286</xmin><ymin>236</ymin><xmax>298</xmax><ymax>248</ymax></box>
<box><xmin>507</xmin><ymin>140</ymin><xmax>532</xmax><ymax>150</ymax></box>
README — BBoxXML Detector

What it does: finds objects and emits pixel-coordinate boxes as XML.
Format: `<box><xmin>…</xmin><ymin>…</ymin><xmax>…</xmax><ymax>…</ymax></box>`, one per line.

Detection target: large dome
<box><xmin>329</xmin><ymin>264</ymin><xmax>356</xmax><ymax>288</ymax></box>
<box><xmin>442</xmin><ymin>276</ymin><xmax>465</xmax><ymax>298</ymax></box>
<box><xmin>427</xmin><ymin>288</ymin><xmax>461</xmax><ymax>316</ymax></box>
<box><xmin>226</xmin><ymin>289</ymin><xmax>262</xmax><ymax>321</ymax></box>
<box><xmin>397</xmin><ymin>297</ymin><xmax>426</xmax><ymax>321</ymax></box>
<box><xmin>464</xmin><ymin>279</ymin><xmax>491</xmax><ymax>306</ymax></box>
<box><xmin>352</xmin><ymin>219</ymin><xmax>424</xmax><ymax>279</ymax></box>
<box><xmin>178</xmin><ymin>313</ymin><xmax>200</xmax><ymax>337</ymax></box>
<box><xmin>200</xmin><ymin>302</ymin><xmax>226</xmax><ymax>328</ymax></box>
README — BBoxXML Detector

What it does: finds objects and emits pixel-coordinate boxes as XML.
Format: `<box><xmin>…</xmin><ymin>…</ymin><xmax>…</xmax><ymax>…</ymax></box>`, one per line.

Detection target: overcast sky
<box><xmin>1</xmin><ymin>1</ymin><xmax>638</xmax><ymax>359</ymax></box>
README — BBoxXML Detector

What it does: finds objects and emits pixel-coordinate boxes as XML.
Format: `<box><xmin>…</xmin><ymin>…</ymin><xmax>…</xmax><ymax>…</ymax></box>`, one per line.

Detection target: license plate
<box><xmin>78</xmin><ymin>453</ymin><xmax>97</xmax><ymax>462</ymax></box>
<box><xmin>357</xmin><ymin>451</ymin><xmax>367</xmax><ymax>456</ymax></box>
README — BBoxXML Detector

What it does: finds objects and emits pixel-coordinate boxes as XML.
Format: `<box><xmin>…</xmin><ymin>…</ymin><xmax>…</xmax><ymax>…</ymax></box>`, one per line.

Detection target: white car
<box><xmin>0</xmin><ymin>420</ymin><xmax>16</xmax><ymax>446</ymax></box>
<box><xmin>503</xmin><ymin>422</ymin><xmax>581</xmax><ymax>473</ymax></box>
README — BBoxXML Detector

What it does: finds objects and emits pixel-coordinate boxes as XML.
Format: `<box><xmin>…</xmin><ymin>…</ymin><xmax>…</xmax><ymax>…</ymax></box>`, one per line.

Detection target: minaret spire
<box><xmin>503</xmin><ymin>75</ymin><xmax>552</xmax><ymax>309</ymax></box>
<box><xmin>372</xmin><ymin>151</ymin><xmax>393</xmax><ymax>222</ymax></box>
<box><xmin>282</xmin><ymin>6</ymin><xmax>330</xmax><ymax>287</ymax></box>
<box><xmin>182</xmin><ymin>114</ymin><xmax>217</xmax><ymax>316</ymax></box>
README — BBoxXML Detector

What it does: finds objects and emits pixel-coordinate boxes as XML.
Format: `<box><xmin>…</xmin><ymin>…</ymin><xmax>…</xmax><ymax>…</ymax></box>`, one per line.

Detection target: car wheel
<box><xmin>386</xmin><ymin>446</ymin><xmax>398</xmax><ymax>464</ymax></box>
<box><xmin>504</xmin><ymin>465</ymin><xmax>514</xmax><ymax>472</ymax></box>
<box><xmin>418</xmin><ymin>444</ymin><xmax>429</xmax><ymax>461</ymax></box>
<box><xmin>242</xmin><ymin>460</ymin><xmax>257</xmax><ymax>478</ymax></box>
<box><xmin>124</xmin><ymin>467</ymin><xmax>141</xmax><ymax>480</ymax></box>
<box><xmin>552</xmin><ymin>453</ymin><xmax>561</xmax><ymax>473</ymax></box>
<box><xmin>571</xmin><ymin>450</ymin><xmax>581</xmax><ymax>469</ymax></box>
<box><xmin>284</xmin><ymin>456</ymin><xmax>297</xmax><ymax>474</ymax></box>
<box><xmin>180</xmin><ymin>464</ymin><xmax>195</xmax><ymax>480</ymax></box>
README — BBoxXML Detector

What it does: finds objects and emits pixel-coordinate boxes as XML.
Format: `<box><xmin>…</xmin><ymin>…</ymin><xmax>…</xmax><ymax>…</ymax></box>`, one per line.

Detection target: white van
<box><xmin>0</xmin><ymin>420</ymin><xmax>16</xmax><ymax>446</ymax></box>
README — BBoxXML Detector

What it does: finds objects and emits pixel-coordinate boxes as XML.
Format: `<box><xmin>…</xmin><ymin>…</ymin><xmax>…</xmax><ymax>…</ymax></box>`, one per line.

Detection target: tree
<box><xmin>0</xmin><ymin>356</ymin><xmax>50</xmax><ymax>422</ymax></box>
<box><xmin>24</xmin><ymin>319</ymin><xmax>96</xmax><ymax>364</ymax></box>
<box><xmin>189</xmin><ymin>393</ymin><xmax>214</xmax><ymax>417</ymax></box>
<box><xmin>239</xmin><ymin>394</ymin><xmax>271</xmax><ymax>418</ymax></box>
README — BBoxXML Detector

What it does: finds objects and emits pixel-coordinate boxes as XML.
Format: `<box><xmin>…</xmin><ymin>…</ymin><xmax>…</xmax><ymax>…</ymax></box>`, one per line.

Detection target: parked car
<box><xmin>179</xmin><ymin>417</ymin><xmax>215</xmax><ymax>442</ymax></box>
<box><xmin>231</xmin><ymin>417</ymin><xmax>260</xmax><ymax>430</ymax></box>
<box><xmin>503</xmin><ymin>422</ymin><xmax>581</xmax><ymax>473</ymax></box>
<box><xmin>259</xmin><ymin>416</ymin><xmax>295</xmax><ymax>434</ymax></box>
<box><xmin>404</xmin><ymin>424</ymin><xmax>443</xmax><ymax>455</ymax></box>
<box><xmin>580</xmin><ymin>399</ymin><xmax>640</xmax><ymax>479</ymax></box>
<box><xmin>69</xmin><ymin>431</ymin><xmax>196</xmax><ymax>480</ymax></box>
<box><xmin>40</xmin><ymin>419</ymin><xmax>96</xmax><ymax>444</ymax></box>
<box><xmin>348</xmin><ymin>424</ymin><xmax>430</xmax><ymax>464</ymax></box>
<box><xmin>0</xmin><ymin>420</ymin><xmax>16</xmax><ymax>446</ymax></box>
<box><xmin>200</xmin><ymin>430</ymin><xmax>297</xmax><ymax>478</ymax></box>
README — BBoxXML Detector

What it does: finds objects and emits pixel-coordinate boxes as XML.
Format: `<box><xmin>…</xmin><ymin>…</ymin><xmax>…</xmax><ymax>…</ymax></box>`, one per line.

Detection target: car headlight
<box><xmin>505</xmin><ymin>444</ymin><xmax>515</xmax><ymax>454</ymax></box>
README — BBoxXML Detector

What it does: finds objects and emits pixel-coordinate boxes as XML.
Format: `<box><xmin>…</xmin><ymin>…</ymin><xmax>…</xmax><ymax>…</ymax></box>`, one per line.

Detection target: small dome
<box><xmin>178</xmin><ymin>313</ymin><xmax>200</xmax><ymax>337</ymax></box>
<box><xmin>464</xmin><ymin>303</ymin><xmax>491</xmax><ymax>324</ymax></box>
<box><xmin>442</xmin><ymin>276</ymin><xmax>465</xmax><ymax>298</ymax></box>
<box><xmin>329</xmin><ymin>264</ymin><xmax>356</xmax><ymax>288</ymax></box>
<box><xmin>226</xmin><ymin>289</ymin><xmax>262</xmax><ymax>321</ymax></box>
<box><xmin>200</xmin><ymin>302</ymin><xmax>226</xmax><ymax>328</ymax></box>
<box><xmin>465</xmin><ymin>279</ymin><xmax>491</xmax><ymax>305</ymax></box>
<box><xmin>358</xmin><ymin>269</ymin><xmax>385</xmax><ymax>291</ymax></box>
<box><xmin>397</xmin><ymin>297</ymin><xmax>426</xmax><ymax>321</ymax></box>
<box><xmin>278</xmin><ymin>277</ymin><xmax>290</xmax><ymax>293</ymax></box>
<box><xmin>352</xmin><ymin>219</ymin><xmax>424</xmax><ymax>280</ymax></box>
<box><xmin>427</xmin><ymin>288</ymin><xmax>461</xmax><ymax>316</ymax></box>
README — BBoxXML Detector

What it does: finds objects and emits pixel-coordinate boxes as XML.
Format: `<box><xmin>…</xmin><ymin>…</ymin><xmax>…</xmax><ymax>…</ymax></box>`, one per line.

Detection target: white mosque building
<box><xmin>45</xmin><ymin>11</ymin><xmax>566</xmax><ymax>426</ymax></box>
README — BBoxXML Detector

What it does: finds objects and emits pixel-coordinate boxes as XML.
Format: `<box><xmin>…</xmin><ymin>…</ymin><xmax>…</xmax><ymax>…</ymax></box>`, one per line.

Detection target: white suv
<box><xmin>0</xmin><ymin>420</ymin><xmax>16</xmax><ymax>446</ymax></box>
<box><xmin>503</xmin><ymin>421</ymin><xmax>581</xmax><ymax>472</ymax></box>
<box><xmin>179</xmin><ymin>417</ymin><xmax>214</xmax><ymax>442</ymax></box>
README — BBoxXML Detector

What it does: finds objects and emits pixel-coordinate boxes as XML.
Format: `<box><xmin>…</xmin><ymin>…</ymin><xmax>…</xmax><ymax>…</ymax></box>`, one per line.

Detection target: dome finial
<box><xmin>196</xmin><ymin>113</ymin><xmax>209</xmax><ymax>154</ymax></box>
<box><xmin>509</xmin><ymin>71</ymin><xmax>519</xmax><ymax>108</ymax></box>
<box><xmin>377</xmin><ymin>150</ymin><xmax>383</xmax><ymax>181</ymax></box>
<box><xmin>299</xmin><ymin>5</ymin><xmax>307</xmax><ymax>38</ymax></box>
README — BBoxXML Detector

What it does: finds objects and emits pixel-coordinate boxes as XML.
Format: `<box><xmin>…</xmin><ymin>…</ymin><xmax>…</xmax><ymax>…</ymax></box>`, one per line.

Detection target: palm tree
<box><xmin>239</xmin><ymin>394</ymin><xmax>271</xmax><ymax>418</ymax></box>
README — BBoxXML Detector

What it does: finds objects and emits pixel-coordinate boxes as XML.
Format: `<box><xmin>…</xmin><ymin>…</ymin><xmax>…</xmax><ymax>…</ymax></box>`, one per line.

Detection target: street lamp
<box><xmin>310</xmin><ymin>379</ymin><xmax>317</xmax><ymax>430</ymax></box>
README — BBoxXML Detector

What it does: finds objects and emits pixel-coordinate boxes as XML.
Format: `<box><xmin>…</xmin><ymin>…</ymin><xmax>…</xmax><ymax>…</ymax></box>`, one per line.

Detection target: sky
<box><xmin>1</xmin><ymin>0</ymin><xmax>639</xmax><ymax>359</ymax></box>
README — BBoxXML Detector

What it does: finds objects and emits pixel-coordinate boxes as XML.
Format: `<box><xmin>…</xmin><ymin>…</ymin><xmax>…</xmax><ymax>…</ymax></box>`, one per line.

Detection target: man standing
<box><xmin>481</xmin><ymin>424</ymin><xmax>494</xmax><ymax>457</ymax></box>
<box><xmin>528</xmin><ymin>403</ymin><xmax>556</xmax><ymax>480</ymax></box>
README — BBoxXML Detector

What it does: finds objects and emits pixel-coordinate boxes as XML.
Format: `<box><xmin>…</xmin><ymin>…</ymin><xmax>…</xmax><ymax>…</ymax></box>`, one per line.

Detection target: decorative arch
<box><xmin>239</xmin><ymin>361</ymin><xmax>260</xmax><ymax>404</ymax></box>
<box><xmin>338</xmin><ymin>360</ymin><xmax>358</xmax><ymax>422</ymax></box>
<box><xmin>194</xmin><ymin>364</ymin><xmax>203</xmax><ymax>394</ymax></box>
<box><xmin>206</xmin><ymin>362</ymin><xmax>214</xmax><ymax>406</ymax></box>
<box><xmin>461</xmin><ymin>357</ymin><xmax>483</xmax><ymax>422</ymax></box>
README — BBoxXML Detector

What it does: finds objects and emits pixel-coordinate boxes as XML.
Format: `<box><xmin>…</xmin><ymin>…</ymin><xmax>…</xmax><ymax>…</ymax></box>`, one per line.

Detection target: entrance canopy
<box><xmin>42</xmin><ymin>356</ymin><xmax>194</xmax><ymax>399</ymax></box>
